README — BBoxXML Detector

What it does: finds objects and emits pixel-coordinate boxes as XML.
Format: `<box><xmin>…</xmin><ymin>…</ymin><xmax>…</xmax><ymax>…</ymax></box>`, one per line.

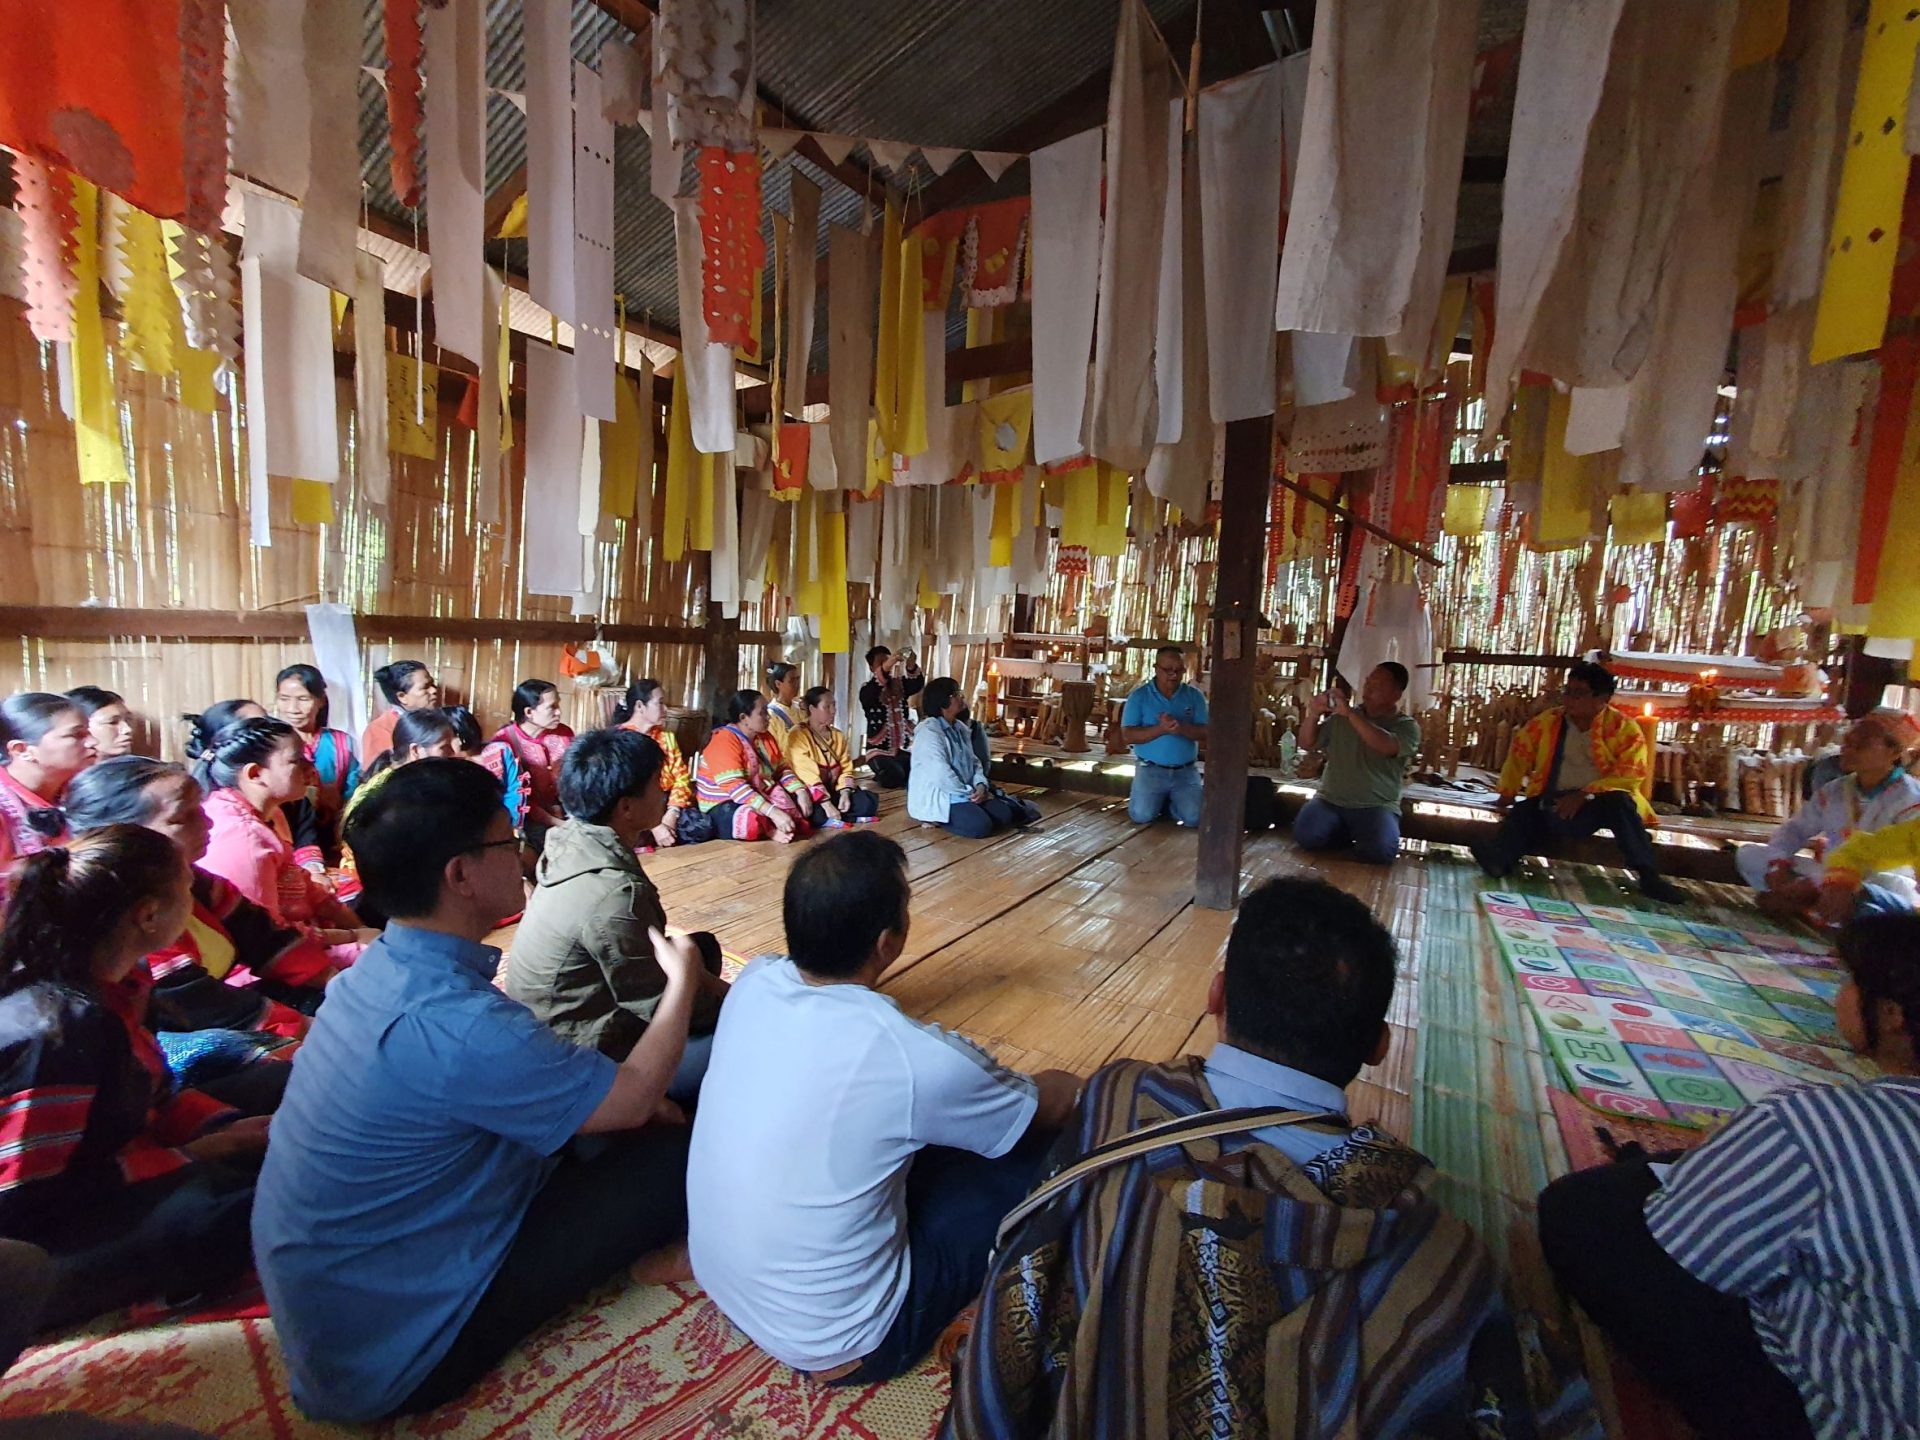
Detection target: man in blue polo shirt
<box><xmin>253</xmin><ymin>760</ymin><xmax>706</xmax><ymax>1422</ymax></box>
<box><xmin>1121</xmin><ymin>645</ymin><xmax>1209</xmax><ymax>825</ymax></box>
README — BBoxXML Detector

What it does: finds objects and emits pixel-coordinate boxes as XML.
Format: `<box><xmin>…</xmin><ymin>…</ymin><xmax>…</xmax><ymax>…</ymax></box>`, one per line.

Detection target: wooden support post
<box><xmin>1196</xmin><ymin>415</ymin><xmax>1273</xmax><ymax>910</ymax></box>
<box><xmin>701</xmin><ymin>587</ymin><xmax>742</xmax><ymax>721</ymax></box>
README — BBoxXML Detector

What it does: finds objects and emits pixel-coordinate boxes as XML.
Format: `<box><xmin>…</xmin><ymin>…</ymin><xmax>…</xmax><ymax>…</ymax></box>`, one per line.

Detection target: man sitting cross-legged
<box><xmin>947</xmin><ymin>877</ymin><xmax>1502</xmax><ymax>1438</ymax></box>
<box><xmin>254</xmin><ymin>760</ymin><xmax>703</xmax><ymax>1422</ymax></box>
<box><xmin>1293</xmin><ymin>662</ymin><xmax>1423</xmax><ymax>865</ymax></box>
<box><xmin>687</xmin><ymin>829</ymin><xmax>1082</xmax><ymax>1382</ymax></box>
<box><xmin>506</xmin><ymin>727</ymin><xmax>730</xmax><ymax>1102</ymax></box>
<box><xmin>1471</xmin><ymin>660</ymin><xmax>1687</xmax><ymax>904</ymax></box>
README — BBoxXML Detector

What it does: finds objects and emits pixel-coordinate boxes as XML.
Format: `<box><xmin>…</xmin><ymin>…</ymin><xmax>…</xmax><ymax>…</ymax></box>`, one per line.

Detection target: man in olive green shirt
<box><xmin>1292</xmin><ymin>663</ymin><xmax>1422</xmax><ymax>866</ymax></box>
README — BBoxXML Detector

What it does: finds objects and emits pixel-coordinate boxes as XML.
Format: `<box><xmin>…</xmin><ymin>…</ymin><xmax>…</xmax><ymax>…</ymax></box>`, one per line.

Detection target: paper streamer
<box><xmin>1029</xmin><ymin>127</ymin><xmax>1104</xmax><ymax>464</ymax></box>
<box><xmin>353</xmin><ymin>252</ymin><xmax>391</xmax><ymax>505</ymax></box>
<box><xmin>571</xmin><ymin>61</ymin><xmax>618</xmax><ymax>420</ymax></box>
<box><xmin>672</xmin><ymin>197</ymin><xmax>738</xmax><ymax>455</ymax></box>
<box><xmin>524</xmin><ymin>0</ymin><xmax>576</xmax><ymax>323</ymax></box>
<box><xmin>524</xmin><ymin>340</ymin><xmax>586</xmax><ymax>595</ymax></box>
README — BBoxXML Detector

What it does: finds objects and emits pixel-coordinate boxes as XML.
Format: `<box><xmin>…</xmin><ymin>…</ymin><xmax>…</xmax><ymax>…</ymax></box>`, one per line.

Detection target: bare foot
<box><xmin>630</xmin><ymin>1241</ymin><xmax>693</xmax><ymax>1286</ymax></box>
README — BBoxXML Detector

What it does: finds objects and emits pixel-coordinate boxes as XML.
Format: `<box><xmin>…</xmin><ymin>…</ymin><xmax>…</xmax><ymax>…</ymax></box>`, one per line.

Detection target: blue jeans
<box><xmin>1128</xmin><ymin>762</ymin><xmax>1201</xmax><ymax>825</ymax></box>
<box><xmin>837</xmin><ymin>1126</ymin><xmax>1055</xmax><ymax>1384</ymax></box>
<box><xmin>1293</xmin><ymin>796</ymin><xmax>1402</xmax><ymax>865</ymax></box>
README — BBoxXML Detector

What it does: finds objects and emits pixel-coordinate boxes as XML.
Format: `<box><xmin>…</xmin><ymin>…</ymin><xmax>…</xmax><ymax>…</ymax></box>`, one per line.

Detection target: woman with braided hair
<box><xmin>0</xmin><ymin>827</ymin><xmax>265</xmax><ymax>1329</ymax></box>
<box><xmin>0</xmin><ymin>693</ymin><xmax>96</xmax><ymax>905</ymax></box>
<box><xmin>1538</xmin><ymin>911</ymin><xmax>1920</xmax><ymax>1440</ymax></box>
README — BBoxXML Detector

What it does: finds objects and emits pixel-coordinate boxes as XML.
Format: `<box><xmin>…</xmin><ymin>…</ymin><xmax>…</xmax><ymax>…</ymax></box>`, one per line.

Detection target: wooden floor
<box><xmin>608</xmin><ymin>785</ymin><xmax>1420</xmax><ymax>1136</ymax></box>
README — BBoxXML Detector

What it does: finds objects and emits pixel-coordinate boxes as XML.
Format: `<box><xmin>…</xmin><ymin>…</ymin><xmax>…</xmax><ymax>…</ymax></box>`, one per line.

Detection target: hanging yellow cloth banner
<box><xmin>893</xmin><ymin>228</ymin><xmax>931</xmax><ymax>458</ymax></box>
<box><xmin>159</xmin><ymin>218</ymin><xmax>222</xmax><ymax>413</ymax></box>
<box><xmin>602</xmin><ymin>373</ymin><xmax>645</xmax><ymax>517</ymax></box>
<box><xmin>793</xmin><ymin>490</ymin><xmax>823</xmax><ymax>614</ymax></box>
<box><xmin>70</xmin><ymin>178</ymin><xmax>129</xmax><ymax>486</ymax></box>
<box><xmin>976</xmin><ymin>391</ymin><xmax>1032</xmax><ymax>484</ymax></box>
<box><xmin>497</xmin><ymin>281</ymin><xmax>514</xmax><ymax>452</ymax></box>
<box><xmin>818</xmin><ymin>504</ymin><xmax>850</xmax><ymax>654</ymax></box>
<box><xmin>864</xmin><ymin>417</ymin><xmax>889</xmax><ymax>494</ymax></box>
<box><xmin>387</xmin><ymin>353</ymin><xmax>440</xmax><ymax>459</ymax></box>
<box><xmin>116</xmin><ymin>205</ymin><xmax>177</xmax><ymax>376</ymax></box>
<box><xmin>1535</xmin><ymin>391</ymin><xmax>1600</xmax><ymax>549</ymax></box>
<box><xmin>662</xmin><ymin>360</ymin><xmax>708</xmax><ymax>562</ymax></box>
<box><xmin>873</xmin><ymin>199</ymin><xmax>905</xmax><ymax>454</ymax></box>
<box><xmin>1091</xmin><ymin>462</ymin><xmax>1129</xmax><ymax>557</ymax></box>
<box><xmin>1058</xmin><ymin>463</ymin><xmax>1098</xmax><ymax>549</ymax></box>
<box><xmin>1442</xmin><ymin>483</ymin><xmax>1491</xmax><ymax>537</ymax></box>
<box><xmin>291</xmin><ymin>479</ymin><xmax>336</xmax><ymax>524</ymax></box>
<box><xmin>989</xmin><ymin>482</ymin><xmax>1016</xmax><ymax>566</ymax></box>
<box><xmin>1811</xmin><ymin>0</ymin><xmax>1920</xmax><ymax>363</ymax></box>
<box><xmin>1870</xmin><ymin>400</ymin><xmax>1920</xmax><ymax>638</ymax></box>
<box><xmin>1609</xmin><ymin>489</ymin><xmax>1667</xmax><ymax>546</ymax></box>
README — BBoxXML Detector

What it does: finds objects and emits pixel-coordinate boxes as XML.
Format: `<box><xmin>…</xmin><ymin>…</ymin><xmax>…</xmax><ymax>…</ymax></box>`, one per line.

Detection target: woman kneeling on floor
<box><xmin>0</xmin><ymin>827</ymin><xmax>268</xmax><ymax>1331</ymax></box>
<box><xmin>785</xmin><ymin>686</ymin><xmax>879</xmax><ymax>828</ymax></box>
<box><xmin>909</xmin><ymin>678</ymin><xmax>1018</xmax><ymax>839</ymax></box>
<box><xmin>694</xmin><ymin>691</ymin><xmax>814</xmax><ymax>844</ymax></box>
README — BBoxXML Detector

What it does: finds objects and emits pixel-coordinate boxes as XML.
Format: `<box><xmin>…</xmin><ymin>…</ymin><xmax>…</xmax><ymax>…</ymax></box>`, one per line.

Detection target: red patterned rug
<box><xmin>1</xmin><ymin>1281</ymin><xmax>949</xmax><ymax>1438</ymax></box>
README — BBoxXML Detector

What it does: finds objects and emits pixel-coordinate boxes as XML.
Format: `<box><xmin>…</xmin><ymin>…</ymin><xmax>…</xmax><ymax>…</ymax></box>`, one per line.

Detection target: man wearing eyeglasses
<box><xmin>1120</xmin><ymin>645</ymin><xmax>1209</xmax><ymax>826</ymax></box>
<box><xmin>254</xmin><ymin>760</ymin><xmax>703</xmax><ymax>1422</ymax></box>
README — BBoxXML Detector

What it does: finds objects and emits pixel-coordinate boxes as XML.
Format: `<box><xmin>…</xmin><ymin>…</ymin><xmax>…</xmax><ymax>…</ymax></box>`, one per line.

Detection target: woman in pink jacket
<box><xmin>194</xmin><ymin>716</ymin><xmax>369</xmax><ymax>963</ymax></box>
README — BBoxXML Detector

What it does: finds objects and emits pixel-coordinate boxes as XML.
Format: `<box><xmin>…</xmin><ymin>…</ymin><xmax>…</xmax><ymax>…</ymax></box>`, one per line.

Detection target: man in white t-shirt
<box><xmin>686</xmin><ymin>830</ymin><xmax>1082</xmax><ymax>1381</ymax></box>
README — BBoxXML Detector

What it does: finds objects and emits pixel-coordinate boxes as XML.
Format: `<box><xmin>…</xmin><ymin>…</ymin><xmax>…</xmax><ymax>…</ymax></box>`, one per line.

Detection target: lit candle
<box><xmin>1638</xmin><ymin>701</ymin><xmax>1659</xmax><ymax>801</ymax></box>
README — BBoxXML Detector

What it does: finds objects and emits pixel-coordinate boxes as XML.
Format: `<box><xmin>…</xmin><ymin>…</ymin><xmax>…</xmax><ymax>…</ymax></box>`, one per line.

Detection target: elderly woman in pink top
<box><xmin>194</xmin><ymin>714</ymin><xmax>369</xmax><ymax>962</ymax></box>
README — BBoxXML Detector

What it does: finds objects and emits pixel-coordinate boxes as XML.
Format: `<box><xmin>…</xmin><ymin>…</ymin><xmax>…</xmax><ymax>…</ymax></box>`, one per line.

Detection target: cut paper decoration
<box><xmin>1028</xmin><ymin>127</ymin><xmax>1103</xmax><ymax>465</ymax></box>
<box><xmin>384</xmin><ymin>0</ymin><xmax>425</xmax><ymax>206</ymax></box>
<box><xmin>524</xmin><ymin>0</ymin><xmax>576</xmax><ymax>322</ymax></box>
<box><xmin>69</xmin><ymin>179</ymin><xmax>128</xmax><ymax>487</ymax></box>
<box><xmin>167</xmin><ymin>222</ymin><xmax>238</xmax><ymax>364</ymax></box>
<box><xmin>696</xmin><ymin>148</ymin><xmax>764</xmax><ymax>347</ymax></box>
<box><xmin>1716</xmin><ymin>477</ymin><xmax>1779</xmax><ymax>526</ymax></box>
<box><xmin>977</xmin><ymin>392</ymin><xmax>1033</xmax><ymax>484</ymax></box>
<box><xmin>1200</xmin><ymin>60</ymin><xmax>1289</xmax><ymax>422</ymax></box>
<box><xmin>774</xmin><ymin>422</ymin><xmax>811</xmax><ymax>499</ymax></box>
<box><xmin>386</xmin><ymin>352</ymin><xmax>439</xmax><ymax>459</ymax></box>
<box><xmin>424</xmin><ymin>0</ymin><xmax>488</xmax><ymax>366</ymax></box>
<box><xmin>866</xmin><ymin>138</ymin><xmax>915</xmax><ymax>171</ymax></box>
<box><xmin>352</xmin><ymin>252</ymin><xmax>391</xmax><ymax>506</ymax></box>
<box><xmin>572</xmin><ymin>60</ymin><xmax>618</xmax><ymax>421</ymax></box>
<box><xmin>13</xmin><ymin>160</ymin><xmax>79</xmax><ymax>347</ymax></box>
<box><xmin>0</xmin><ymin>0</ymin><xmax>226</xmax><ymax>226</ymax></box>
<box><xmin>828</xmin><ymin>223</ymin><xmax>878</xmax><ymax>492</ymax></box>
<box><xmin>760</xmin><ymin>127</ymin><xmax>804</xmax><ymax>160</ymax></box>
<box><xmin>1085</xmin><ymin>0</ymin><xmax>1172</xmax><ymax>472</ymax></box>
<box><xmin>813</xmin><ymin>133</ymin><xmax>858</xmax><ymax>166</ymax></box>
<box><xmin>298</xmin><ymin>0</ymin><xmax>363</xmax><ymax>294</ymax></box>
<box><xmin>1273</xmin><ymin>1</ymin><xmax>1476</xmax><ymax>356</ymax></box>
<box><xmin>958</xmin><ymin>197</ymin><xmax>1030</xmax><ymax>309</ymax></box>
<box><xmin>1811</xmin><ymin>0</ymin><xmax>1920</xmax><ymax>363</ymax></box>
<box><xmin>973</xmin><ymin>151</ymin><xmax>1022</xmax><ymax>183</ymax></box>
<box><xmin>656</xmin><ymin>0</ymin><xmax>755</xmax><ymax>152</ymax></box>
<box><xmin>1290</xmin><ymin>394</ymin><xmax>1391</xmax><ymax>473</ymax></box>
<box><xmin>671</xmin><ymin>196</ymin><xmax>738</xmax><ymax>456</ymax></box>
<box><xmin>523</xmin><ymin>340</ymin><xmax>587</xmax><ymax>596</ymax></box>
<box><xmin>919</xmin><ymin>146</ymin><xmax>965</xmax><ymax>177</ymax></box>
<box><xmin>114</xmin><ymin>205</ymin><xmax>177</xmax><ymax>376</ymax></box>
<box><xmin>784</xmin><ymin>174</ymin><xmax>821</xmax><ymax>422</ymax></box>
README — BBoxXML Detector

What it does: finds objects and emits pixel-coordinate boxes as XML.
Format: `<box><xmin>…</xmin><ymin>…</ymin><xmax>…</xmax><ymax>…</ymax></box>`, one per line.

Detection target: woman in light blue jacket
<box><xmin>908</xmin><ymin>678</ymin><xmax>1017</xmax><ymax>838</ymax></box>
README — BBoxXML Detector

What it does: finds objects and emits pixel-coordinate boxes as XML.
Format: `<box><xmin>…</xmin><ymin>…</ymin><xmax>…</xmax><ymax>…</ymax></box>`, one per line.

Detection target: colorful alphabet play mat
<box><xmin>1479</xmin><ymin>892</ymin><xmax>1874</xmax><ymax>1129</ymax></box>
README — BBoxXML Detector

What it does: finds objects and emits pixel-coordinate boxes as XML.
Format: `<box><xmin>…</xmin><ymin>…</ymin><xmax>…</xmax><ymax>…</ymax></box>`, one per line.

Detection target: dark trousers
<box><xmin>809</xmin><ymin>789</ymin><xmax>881</xmax><ymax>826</ymax></box>
<box><xmin>942</xmin><ymin>796</ymin><xmax>1016</xmax><ymax>839</ymax></box>
<box><xmin>26</xmin><ymin>1163</ymin><xmax>257</xmax><ymax>1332</ymax></box>
<box><xmin>1292</xmin><ymin>796</ymin><xmax>1402</xmax><ymax>865</ymax></box>
<box><xmin>395</xmin><ymin>1124</ymin><xmax>692</xmax><ymax>1416</ymax></box>
<box><xmin>194</xmin><ymin>1060</ymin><xmax>292</xmax><ymax>1117</ymax></box>
<box><xmin>1537</xmin><ymin>1162</ymin><xmax>1814</xmax><ymax>1440</ymax></box>
<box><xmin>870</xmin><ymin>754</ymin><xmax>910</xmax><ymax>790</ymax></box>
<box><xmin>839</xmin><ymin>1126</ymin><xmax>1055</xmax><ymax>1384</ymax></box>
<box><xmin>1482</xmin><ymin>792</ymin><xmax>1666</xmax><ymax>879</ymax></box>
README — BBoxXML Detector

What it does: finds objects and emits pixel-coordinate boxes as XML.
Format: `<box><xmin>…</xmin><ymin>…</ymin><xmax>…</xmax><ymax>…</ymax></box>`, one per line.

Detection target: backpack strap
<box><xmin>993</xmin><ymin>1105</ymin><xmax>1342</xmax><ymax>1253</ymax></box>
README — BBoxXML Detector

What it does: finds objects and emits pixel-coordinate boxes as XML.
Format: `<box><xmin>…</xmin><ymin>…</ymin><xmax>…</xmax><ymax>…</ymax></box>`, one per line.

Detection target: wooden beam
<box><xmin>1271</xmin><ymin>473</ymin><xmax>1444</xmax><ymax>567</ymax></box>
<box><xmin>1195</xmin><ymin>414</ymin><xmax>1273</xmax><ymax>910</ymax></box>
<box><xmin>1441</xmin><ymin>648</ymin><xmax>1580</xmax><ymax>669</ymax></box>
<box><xmin>0</xmin><ymin>606</ymin><xmax>779</xmax><ymax>648</ymax></box>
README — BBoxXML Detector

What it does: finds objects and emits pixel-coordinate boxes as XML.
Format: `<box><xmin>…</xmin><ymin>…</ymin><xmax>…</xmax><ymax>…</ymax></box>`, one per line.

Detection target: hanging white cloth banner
<box><xmin>598</xmin><ymin>37</ymin><xmax>648</xmax><ymax>126</ymax></box>
<box><xmin>297</xmin><ymin>0</ymin><xmax>362</xmax><ymax>293</ymax></box>
<box><xmin>241</xmin><ymin>191</ymin><xmax>342</xmax><ymax>547</ymax></box>
<box><xmin>524</xmin><ymin>340</ymin><xmax>587</xmax><ymax>596</ymax></box>
<box><xmin>1012</xmin><ymin>510</ymin><xmax>1050</xmax><ymax>596</ymax></box>
<box><xmin>896</xmin><ymin>401</ymin><xmax>975</xmax><ymax>486</ymax></box>
<box><xmin>712</xmin><ymin>461</ymin><xmax>741</xmax><ymax>619</ymax></box>
<box><xmin>785</xmin><ymin>174</ymin><xmax>821</xmax><ymax>419</ymax></box>
<box><xmin>475</xmin><ymin>268</ymin><xmax>503</xmax><ymax>525</ymax></box>
<box><xmin>973</xmin><ymin>151</ymin><xmax>1022</xmax><ymax>183</ymax></box>
<box><xmin>827</xmin><ymin>223</ymin><xmax>878</xmax><ymax>488</ymax></box>
<box><xmin>572</xmin><ymin>61</ymin><xmax>618</xmax><ymax>421</ymax></box>
<box><xmin>1618</xmin><ymin>63</ymin><xmax>1769</xmax><ymax>493</ymax></box>
<box><xmin>228</xmin><ymin>0</ymin><xmax>309</xmax><ymax>200</ymax></box>
<box><xmin>577</xmin><ymin>402</ymin><xmax>603</xmax><ymax>537</ymax></box>
<box><xmin>1337</xmin><ymin>581</ymin><xmax>1435</xmax><ymax>712</ymax></box>
<box><xmin>808</xmin><ymin>421</ymin><xmax>839</xmax><ymax>489</ymax></box>
<box><xmin>846</xmin><ymin>493</ymin><xmax>880</xmax><ymax>585</ymax></box>
<box><xmin>423</xmin><ymin>0</ymin><xmax>487</xmax><ymax>365</ymax></box>
<box><xmin>1772</xmin><ymin>0</ymin><xmax>1851</xmax><ymax>309</ymax></box>
<box><xmin>352</xmin><ymin>252</ymin><xmax>391</xmax><ymax>507</ymax></box>
<box><xmin>1290</xmin><ymin>331</ymin><xmax>1356</xmax><ymax>408</ymax></box>
<box><xmin>1085</xmin><ymin>0</ymin><xmax>1172</xmax><ymax>470</ymax></box>
<box><xmin>524</xmin><ymin>0</ymin><xmax>576</xmax><ymax>322</ymax></box>
<box><xmin>738</xmin><ymin>482</ymin><xmax>777</xmax><ymax>592</ymax></box>
<box><xmin>877</xmin><ymin>484</ymin><xmax>916</xmax><ymax>633</ymax></box>
<box><xmin>1146</xmin><ymin>139</ymin><xmax>1216</xmax><ymax>521</ymax></box>
<box><xmin>672</xmin><ymin>197</ymin><xmax>739</xmax><ymax>455</ymax></box>
<box><xmin>1029</xmin><ymin>126</ymin><xmax>1104</xmax><ymax>464</ymax></box>
<box><xmin>1152</xmin><ymin>98</ymin><xmax>1185</xmax><ymax>447</ymax></box>
<box><xmin>1565</xmin><ymin>386</ymin><xmax>1630</xmax><ymax>456</ymax></box>
<box><xmin>1199</xmin><ymin>60</ymin><xmax>1287</xmax><ymax>422</ymax></box>
<box><xmin>1274</xmin><ymin>3</ymin><xmax>1477</xmax><ymax>351</ymax></box>
<box><xmin>649</xmin><ymin>26</ymin><xmax>681</xmax><ymax>201</ymax></box>
<box><xmin>304</xmin><ymin>603</ymin><xmax>368</xmax><ymax>742</ymax></box>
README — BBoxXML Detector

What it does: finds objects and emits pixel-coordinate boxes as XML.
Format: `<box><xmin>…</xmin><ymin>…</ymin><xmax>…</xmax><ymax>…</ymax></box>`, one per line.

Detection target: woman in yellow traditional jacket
<box><xmin>784</xmin><ymin>687</ymin><xmax>880</xmax><ymax>828</ymax></box>
<box><xmin>1471</xmin><ymin>662</ymin><xmax>1687</xmax><ymax>904</ymax></box>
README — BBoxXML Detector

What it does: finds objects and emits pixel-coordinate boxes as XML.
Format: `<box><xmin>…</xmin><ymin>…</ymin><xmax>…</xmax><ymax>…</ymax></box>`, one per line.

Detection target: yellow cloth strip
<box><xmin>1535</xmin><ymin>391</ymin><xmax>1598</xmax><ymax>548</ymax></box>
<box><xmin>1058</xmin><ymin>463</ymin><xmax>1098</xmax><ymax>548</ymax></box>
<box><xmin>70</xmin><ymin>179</ymin><xmax>129</xmax><ymax>486</ymax></box>
<box><xmin>388</xmin><ymin>353</ymin><xmax>439</xmax><ymax>458</ymax></box>
<box><xmin>1092</xmin><ymin>463</ymin><xmax>1128</xmax><ymax>557</ymax></box>
<box><xmin>1609</xmin><ymin>490</ymin><xmax>1667</xmax><ymax>546</ymax></box>
<box><xmin>117</xmin><ymin>206</ymin><xmax>177</xmax><ymax>376</ymax></box>
<box><xmin>498</xmin><ymin>281</ymin><xmax>514</xmax><ymax>452</ymax></box>
<box><xmin>1730</xmin><ymin>0</ymin><xmax>1788</xmax><ymax>68</ymax></box>
<box><xmin>1811</xmin><ymin>0</ymin><xmax>1920</xmax><ymax>363</ymax></box>
<box><xmin>663</xmin><ymin>361</ymin><xmax>704</xmax><ymax>561</ymax></box>
<box><xmin>818</xmin><ymin>505</ymin><xmax>850</xmax><ymax>653</ymax></box>
<box><xmin>976</xmin><ymin>390</ymin><xmax>1033</xmax><ymax>477</ymax></box>
<box><xmin>989</xmin><ymin>482</ymin><xmax>1016</xmax><ymax>566</ymax></box>
<box><xmin>1442</xmin><ymin>483</ymin><xmax>1490</xmax><ymax>537</ymax></box>
<box><xmin>874</xmin><ymin>199</ymin><xmax>905</xmax><ymax>455</ymax></box>
<box><xmin>495</xmin><ymin>191</ymin><xmax>528</xmax><ymax>239</ymax></box>
<box><xmin>1870</xmin><ymin>392</ymin><xmax>1920</xmax><ymax>638</ymax></box>
<box><xmin>291</xmin><ymin>479</ymin><xmax>336</xmax><ymax>524</ymax></box>
<box><xmin>794</xmin><ymin>490</ymin><xmax>823</xmax><ymax>613</ymax></box>
<box><xmin>864</xmin><ymin>417</ymin><xmax>889</xmax><ymax>493</ymax></box>
<box><xmin>602</xmin><ymin>373</ymin><xmax>644</xmax><ymax>517</ymax></box>
<box><xmin>894</xmin><ymin>232</ymin><xmax>929</xmax><ymax>457</ymax></box>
